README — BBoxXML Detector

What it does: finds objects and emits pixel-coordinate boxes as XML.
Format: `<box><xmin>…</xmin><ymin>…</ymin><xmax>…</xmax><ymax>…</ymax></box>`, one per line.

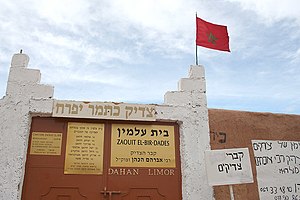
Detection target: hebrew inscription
<box><xmin>64</xmin><ymin>122</ymin><xmax>104</xmax><ymax>175</ymax></box>
<box><xmin>53</xmin><ymin>100</ymin><xmax>156</xmax><ymax>121</ymax></box>
<box><xmin>252</xmin><ymin>140</ymin><xmax>300</xmax><ymax>200</ymax></box>
<box><xmin>205</xmin><ymin>148</ymin><xmax>253</xmax><ymax>186</ymax></box>
<box><xmin>111</xmin><ymin>124</ymin><xmax>176</xmax><ymax>168</ymax></box>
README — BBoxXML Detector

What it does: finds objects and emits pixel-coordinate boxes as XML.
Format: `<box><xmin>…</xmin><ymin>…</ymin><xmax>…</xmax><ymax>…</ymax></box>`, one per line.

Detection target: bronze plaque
<box><xmin>64</xmin><ymin>122</ymin><xmax>104</xmax><ymax>174</ymax></box>
<box><xmin>111</xmin><ymin>124</ymin><xmax>176</xmax><ymax>168</ymax></box>
<box><xmin>30</xmin><ymin>132</ymin><xmax>62</xmax><ymax>155</ymax></box>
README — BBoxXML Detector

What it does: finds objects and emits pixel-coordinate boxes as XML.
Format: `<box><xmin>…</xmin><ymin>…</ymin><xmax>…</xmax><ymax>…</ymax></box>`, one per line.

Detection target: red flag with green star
<box><xmin>196</xmin><ymin>17</ymin><xmax>230</xmax><ymax>52</ymax></box>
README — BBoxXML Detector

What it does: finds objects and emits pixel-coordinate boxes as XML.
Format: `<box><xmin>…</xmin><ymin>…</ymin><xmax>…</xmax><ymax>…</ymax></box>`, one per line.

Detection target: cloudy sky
<box><xmin>0</xmin><ymin>0</ymin><xmax>300</xmax><ymax>114</ymax></box>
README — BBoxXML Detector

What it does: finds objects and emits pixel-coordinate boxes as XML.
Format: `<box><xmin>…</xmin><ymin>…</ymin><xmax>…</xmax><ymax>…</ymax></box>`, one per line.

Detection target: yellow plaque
<box><xmin>111</xmin><ymin>124</ymin><xmax>176</xmax><ymax>168</ymax></box>
<box><xmin>30</xmin><ymin>132</ymin><xmax>62</xmax><ymax>155</ymax></box>
<box><xmin>64</xmin><ymin>122</ymin><xmax>104</xmax><ymax>175</ymax></box>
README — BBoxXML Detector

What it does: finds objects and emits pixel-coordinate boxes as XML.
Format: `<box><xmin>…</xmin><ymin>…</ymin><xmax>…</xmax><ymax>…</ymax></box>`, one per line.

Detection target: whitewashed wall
<box><xmin>157</xmin><ymin>65</ymin><xmax>212</xmax><ymax>200</ymax></box>
<box><xmin>0</xmin><ymin>53</ymin><xmax>54</xmax><ymax>199</ymax></box>
<box><xmin>0</xmin><ymin>53</ymin><xmax>213</xmax><ymax>200</ymax></box>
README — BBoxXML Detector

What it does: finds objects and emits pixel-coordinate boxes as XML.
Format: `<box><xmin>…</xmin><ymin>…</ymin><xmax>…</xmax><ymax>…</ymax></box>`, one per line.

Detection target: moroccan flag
<box><xmin>196</xmin><ymin>17</ymin><xmax>230</xmax><ymax>52</ymax></box>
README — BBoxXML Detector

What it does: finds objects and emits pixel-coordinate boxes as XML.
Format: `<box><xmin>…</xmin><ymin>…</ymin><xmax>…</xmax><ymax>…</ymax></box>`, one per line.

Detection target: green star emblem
<box><xmin>207</xmin><ymin>32</ymin><xmax>218</xmax><ymax>44</ymax></box>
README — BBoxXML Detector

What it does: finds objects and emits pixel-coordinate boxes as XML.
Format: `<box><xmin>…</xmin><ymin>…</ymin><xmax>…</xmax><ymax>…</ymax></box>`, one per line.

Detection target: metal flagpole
<box><xmin>195</xmin><ymin>12</ymin><xmax>198</xmax><ymax>65</ymax></box>
<box><xmin>196</xmin><ymin>43</ymin><xmax>198</xmax><ymax>65</ymax></box>
<box><xmin>229</xmin><ymin>185</ymin><xmax>235</xmax><ymax>200</ymax></box>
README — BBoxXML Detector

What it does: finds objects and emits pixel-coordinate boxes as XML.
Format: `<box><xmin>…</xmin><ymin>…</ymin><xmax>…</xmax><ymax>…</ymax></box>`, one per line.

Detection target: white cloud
<box><xmin>32</xmin><ymin>0</ymin><xmax>93</xmax><ymax>31</ymax></box>
<box><xmin>228</xmin><ymin>0</ymin><xmax>300</xmax><ymax>25</ymax></box>
<box><xmin>111</xmin><ymin>0</ymin><xmax>192</xmax><ymax>31</ymax></box>
<box><xmin>289</xmin><ymin>48</ymin><xmax>300</xmax><ymax>64</ymax></box>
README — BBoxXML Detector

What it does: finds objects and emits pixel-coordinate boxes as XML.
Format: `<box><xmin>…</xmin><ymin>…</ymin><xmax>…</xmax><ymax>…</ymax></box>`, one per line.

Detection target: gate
<box><xmin>21</xmin><ymin>117</ymin><xmax>182</xmax><ymax>199</ymax></box>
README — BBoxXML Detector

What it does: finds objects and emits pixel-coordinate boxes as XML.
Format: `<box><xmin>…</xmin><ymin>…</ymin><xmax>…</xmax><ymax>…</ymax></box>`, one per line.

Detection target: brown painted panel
<box><xmin>121</xmin><ymin>188</ymin><xmax>166</xmax><ymax>199</ymax></box>
<box><xmin>41</xmin><ymin>187</ymin><xmax>87</xmax><ymax>200</ymax></box>
<box><xmin>105</xmin><ymin>122</ymin><xmax>182</xmax><ymax>200</ymax></box>
<box><xmin>22</xmin><ymin>117</ymin><xmax>182</xmax><ymax>200</ymax></box>
<box><xmin>22</xmin><ymin>117</ymin><xmax>104</xmax><ymax>199</ymax></box>
<box><xmin>208</xmin><ymin>109</ymin><xmax>300</xmax><ymax>200</ymax></box>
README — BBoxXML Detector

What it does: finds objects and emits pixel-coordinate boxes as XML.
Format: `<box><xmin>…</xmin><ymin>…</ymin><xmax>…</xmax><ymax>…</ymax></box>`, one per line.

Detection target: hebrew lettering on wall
<box><xmin>252</xmin><ymin>140</ymin><xmax>300</xmax><ymax>200</ymax></box>
<box><xmin>210</xmin><ymin>131</ymin><xmax>227</xmax><ymax>144</ymax></box>
<box><xmin>205</xmin><ymin>148</ymin><xmax>253</xmax><ymax>186</ymax></box>
<box><xmin>52</xmin><ymin>100</ymin><xmax>156</xmax><ymax>121</ymax></box>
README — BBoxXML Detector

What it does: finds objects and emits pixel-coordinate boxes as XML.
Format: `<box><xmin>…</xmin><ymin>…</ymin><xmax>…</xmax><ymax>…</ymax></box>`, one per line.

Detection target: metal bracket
<box><xmin>100</xmin><ymin>187</ymin><xmax>121</xmax><ymax>200</ymax></box>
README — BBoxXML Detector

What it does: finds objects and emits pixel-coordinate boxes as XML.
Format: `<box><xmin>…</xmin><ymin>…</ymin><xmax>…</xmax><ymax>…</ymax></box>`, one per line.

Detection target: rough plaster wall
<box><xmin>0</xmin><ymin>54</ymin><xmax>54</xmax><ymax>200</ymax></box>
<box><xmin>208</xmin><ymin>109</ymin><xmax>300</xmax><ymax>200</ymax></box>
<box><xmin>0</xmin><ymin>53</ymin><xmax>212</xmax><ymax>200</ymax></box>
<box><xmin>156</xmin><ymin>65</ymin><xmax>213</xmax><ymax>200</ymax></box>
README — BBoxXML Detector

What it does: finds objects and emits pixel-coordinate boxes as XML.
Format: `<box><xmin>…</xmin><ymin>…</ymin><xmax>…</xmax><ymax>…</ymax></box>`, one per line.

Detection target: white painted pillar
<box><xmin>0</xmin><ymin>53</ymin><xmax>54</xmax><ymax>200</ymax></box>
<box><xmin>156</xmin><ymin>65</ymin><xmax>213</xmax><ymax>200</ymax></box>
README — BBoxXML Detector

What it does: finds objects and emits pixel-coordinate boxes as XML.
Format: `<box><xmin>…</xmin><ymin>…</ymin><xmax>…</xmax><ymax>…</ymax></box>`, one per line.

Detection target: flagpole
<box><xmin>195</xmin><ymin>43</ymin><xmax>198</xmax><ymax>65</ymax></box>
<box><xmin>195</xmin><ymin>12</ymin><xmax>198</xmax><ymax>65</ymax></box>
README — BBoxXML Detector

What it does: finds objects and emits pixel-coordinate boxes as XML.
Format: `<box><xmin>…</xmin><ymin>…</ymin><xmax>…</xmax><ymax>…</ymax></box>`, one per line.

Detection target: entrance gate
<box><xmin>22</xmin><ymin>117</ymin><xmax>182</xmax><ymax>199</ymax></box>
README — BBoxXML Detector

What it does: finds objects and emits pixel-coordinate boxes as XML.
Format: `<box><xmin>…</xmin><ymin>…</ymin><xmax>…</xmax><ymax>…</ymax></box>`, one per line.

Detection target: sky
<box><xmin>0</xmin><ymin>0</ymin><xmax>300</xmax><ymax>115</ymax></box>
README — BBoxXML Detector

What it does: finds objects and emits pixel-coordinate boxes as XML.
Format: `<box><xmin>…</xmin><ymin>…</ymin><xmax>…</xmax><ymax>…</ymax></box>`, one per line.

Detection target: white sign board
<box><xmin>252</xmin><ymin>140</ymin><xmax>300</xmax><ymax>200</ymax></box>
<box><xmin>52</xmin><ymin>100</ymin><xmax>156</xmax><ymax>121</ymax></box>
<box><xmin>205</xmin><ymin>148</ymin><xmax>254</xmax><ymax>186</ymax></box>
